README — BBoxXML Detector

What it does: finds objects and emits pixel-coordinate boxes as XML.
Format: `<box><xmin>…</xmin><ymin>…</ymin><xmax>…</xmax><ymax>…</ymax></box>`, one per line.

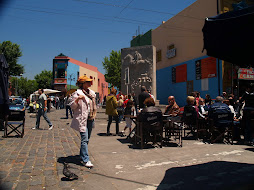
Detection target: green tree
<box><xmin>10</xmin><ymin>77</ymin><xmax>38</xmax><ymax>97</ymax></box>
<box><xmin>102</xmin><ymin>50</ymin><xmax>121</xmax><ymax>90</ymax></box>
<box><xmin>34</xmin><ymin>70</ymin><xmax>53</xmax><ymax>89</ymax></box>
<box><xmin>0</xmin><ymin>41</ymin><xmax>24</xmax><ymax>76</ymax></box>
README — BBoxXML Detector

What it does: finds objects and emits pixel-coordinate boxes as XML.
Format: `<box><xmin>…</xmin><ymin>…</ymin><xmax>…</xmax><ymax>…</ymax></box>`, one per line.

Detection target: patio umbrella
<box><xmin>0</xmin><ymin>54</ymin><xmax>10</xmax><ymax>116</ymax></box>
<box><xmin>202</xmin><ymin>5</ymin><xmax>254</xmax><ymax>67</ymax></box>
<box><xmin>34</xmin><ymin>89</ymin><xmax>61</xmax><ymax>95</ymax></box>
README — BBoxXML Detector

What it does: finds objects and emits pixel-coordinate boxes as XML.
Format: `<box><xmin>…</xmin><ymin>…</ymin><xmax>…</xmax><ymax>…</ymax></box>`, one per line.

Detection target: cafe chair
<box><xmin>163</xmin><ymin>116</ymin><xmax>183</xmax><ymax>147</ymax></box>
<box><xmin>182</xmin><ymin>109</ymin><xmax>197</xmax><ymax>138</ymax></box>
<box><xmin>197</xmin><ymin>117</ymin><xmax>211</xmax><ymax>141</ymax></box>
<box><xmin>136</xmin><ymin>111</ymin><xmax>163</xmax><ymax>149</ymax></box>
<box><xmin>4</xmin><ymin>109</ymin><xmax>25</xmax><ymax>138</ymax></box>
<box><xmin>209</xmin><ymin>112</ymin><xmax>234</xmax><ymax>144</ymax></box>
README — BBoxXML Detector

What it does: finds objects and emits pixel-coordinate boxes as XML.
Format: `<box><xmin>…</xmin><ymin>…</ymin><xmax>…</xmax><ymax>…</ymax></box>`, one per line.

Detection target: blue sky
<box><xmin>0</xmin><ymin>0</ymin><xmax>196</xmax><ymax>79</ymax></box>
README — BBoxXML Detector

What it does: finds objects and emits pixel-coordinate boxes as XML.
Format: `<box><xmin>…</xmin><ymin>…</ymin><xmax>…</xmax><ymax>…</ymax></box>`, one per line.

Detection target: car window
<box><xmin>10</xmin><ymin>99</ymin><xmax>23</xmax><ymax>105</ymax></box>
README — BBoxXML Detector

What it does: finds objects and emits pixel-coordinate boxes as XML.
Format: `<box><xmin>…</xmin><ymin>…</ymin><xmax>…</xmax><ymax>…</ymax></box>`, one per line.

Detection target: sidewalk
<box><xmin>0</xmin><ymin>107</ymin><xmax>254</xmax><ymax>190</ymax></box>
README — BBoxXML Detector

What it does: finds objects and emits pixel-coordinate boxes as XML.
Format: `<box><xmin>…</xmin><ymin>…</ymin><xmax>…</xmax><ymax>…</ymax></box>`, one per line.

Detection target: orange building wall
<box><xmin>152</xmin><ymin>0</ymin><xmax>218</xmax><ymax>70</ymax></box>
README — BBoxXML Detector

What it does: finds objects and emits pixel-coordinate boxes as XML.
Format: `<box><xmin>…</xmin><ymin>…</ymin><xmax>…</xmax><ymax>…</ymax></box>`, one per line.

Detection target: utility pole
<box><xmin>68</xmin><ymin>73</ymin><xmax>75</xmax><ymax>90</ymax></box>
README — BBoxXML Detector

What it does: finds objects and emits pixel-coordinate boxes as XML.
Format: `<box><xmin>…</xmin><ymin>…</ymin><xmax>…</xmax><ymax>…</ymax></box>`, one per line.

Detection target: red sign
<box><xmin>201</xmin><ymin>57</ymin><xmax>217</xmax><ymax>79</ymax></box>
<box><xmin>176</xmin><ymin>64</ymin><xmax>187</xmax><ymax>83</ymax></box>
<box><xmin>238</xmin><ymin>68</ymin><xmax>254</xmax><ymax>80</ymax></box>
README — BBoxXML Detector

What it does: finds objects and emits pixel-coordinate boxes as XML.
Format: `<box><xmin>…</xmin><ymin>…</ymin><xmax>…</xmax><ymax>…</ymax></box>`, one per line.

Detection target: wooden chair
<box><xmin>4</xmin><ymin>110</ymin><xmax>25</xmax><ymax>138</ymax></box>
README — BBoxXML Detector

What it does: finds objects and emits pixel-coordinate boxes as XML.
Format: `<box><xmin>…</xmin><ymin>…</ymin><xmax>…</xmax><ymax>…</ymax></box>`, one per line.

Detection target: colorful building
<box><xmin>53</xmin><ymin>55</ymin><xmax>108</xmax><ymax>102</ymax></box>
<box><xmin>128</xmin><ymin>0</ymin><xmax>253</xmax><ymax>106</ymax></box>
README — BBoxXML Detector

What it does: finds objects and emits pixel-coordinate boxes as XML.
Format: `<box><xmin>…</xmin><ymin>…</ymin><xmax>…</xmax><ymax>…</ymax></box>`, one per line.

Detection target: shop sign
<box><xmin>238</xmin><ymin>68</ymin><xmax>254</xmax><ymax>80</ymax></box>
<box><xmin>166</xmin><ymin>48</ymin><xmax>176</xmax><ymax>59</ymax></box>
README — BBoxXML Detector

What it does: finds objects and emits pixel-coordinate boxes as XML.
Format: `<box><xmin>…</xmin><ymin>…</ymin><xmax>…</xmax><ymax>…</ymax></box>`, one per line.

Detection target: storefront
<box><xmin>236</xmin><ymin>68</ymin><xmax>254</xmax><ymax>97</ymax></box>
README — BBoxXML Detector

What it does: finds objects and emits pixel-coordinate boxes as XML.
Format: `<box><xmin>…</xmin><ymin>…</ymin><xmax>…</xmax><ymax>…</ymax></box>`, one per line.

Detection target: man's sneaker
<box><xmin>32</xmin><ymin>127</ymin><xmax>38</xmax><ymax>130</ymax></box>
<box><xmin>49</xmin><ymin>125</ymin><xmax>54</xmax><ymax>130</ymax></box>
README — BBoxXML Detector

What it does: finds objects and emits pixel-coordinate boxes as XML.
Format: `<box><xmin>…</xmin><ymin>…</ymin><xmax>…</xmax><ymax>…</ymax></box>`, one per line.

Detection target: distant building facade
<box><xmin>53</xmin><ymin>55</ymin><xmax>108</xmax><ymax>102</ymax></box>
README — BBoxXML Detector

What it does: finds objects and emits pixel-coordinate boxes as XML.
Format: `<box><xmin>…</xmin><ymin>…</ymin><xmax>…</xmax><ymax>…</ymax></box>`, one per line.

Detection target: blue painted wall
<box><xmin>157</xmin><ymin>56</ymin><xmax>223</xmax><ymax>107</ymax></box>
<box><xmin>66</xmin><ymin>61</ymin><xmax>79</xmax><ymax>88</ymax></box>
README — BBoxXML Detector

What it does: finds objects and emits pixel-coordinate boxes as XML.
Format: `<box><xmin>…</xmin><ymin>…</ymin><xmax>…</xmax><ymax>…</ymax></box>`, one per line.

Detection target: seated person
<box><xmin>139</xmin><ymin>97</ymin><xmax>162</xmax><ymax>123</ymax></box>
<box><xmin>138</xmin><ymin>97</ymin><xmax>162</xmax><ymax>143</ymax></box>
<box><xmin>182</xmin><ymin>96</ymin><xmax>198</xmax><ymax>125</ymax></box>
<box><xmin>208</xmin><ymin>96</ymin><xmax>233</xmax><ymax>128</ymax></box>
<box><xmin>164</xmin><ymin>96</ymin><xmax>180</xmax><ymax>116</ymax></box>
<box><xmin>198</xmin><ymin>98</ymin><xmax>208</xmax><ymax>119</ymax></box>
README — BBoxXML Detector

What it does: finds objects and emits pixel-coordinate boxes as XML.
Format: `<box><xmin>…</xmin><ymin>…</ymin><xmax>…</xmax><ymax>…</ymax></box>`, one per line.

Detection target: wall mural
<box><xmin>121</xmin><ymin>46</ymin><xmax>156</xmax><ymax>98</ymax></box>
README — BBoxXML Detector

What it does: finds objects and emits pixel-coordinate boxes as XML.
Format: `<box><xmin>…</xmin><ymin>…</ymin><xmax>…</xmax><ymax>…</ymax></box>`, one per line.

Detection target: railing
<box><xmin>54</xmin><ymin>78</ymin><xmax>67</xmax><ymax>84</ymax></box>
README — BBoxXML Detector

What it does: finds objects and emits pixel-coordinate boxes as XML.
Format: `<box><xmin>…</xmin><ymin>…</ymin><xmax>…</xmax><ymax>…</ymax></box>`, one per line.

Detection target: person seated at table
<box><xmin>208</xmin><ymin>96</ymin><xmax>232</xmax><ymax>128</ymax></box>
<box><xmin>182</xmin><ymin>96</ymin><xmax>198</xmax><ymax>125</ymax></box>
<box><xmin>139</xmin><ymin>97</ymin><xmax>163</xmax><ymax>144</ymax></box>
<box><xmin>198</xmin><ymin>98</ymin><xmax>208</xmax><ymax>119</ymax></box>
<box><xmin>164</xmin><ymin>96</ymin><xmax>180</xmax><ymax>116</ymax></box>
<box><xmin>139</xmin><ymin>97</ymin><xmax>162</xmax><ymax>124</ymax></box>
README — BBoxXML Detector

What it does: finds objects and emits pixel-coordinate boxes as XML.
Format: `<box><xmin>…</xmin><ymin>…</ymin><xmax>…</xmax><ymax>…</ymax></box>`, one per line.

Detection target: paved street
<box><xmin>1</xmin><ymin>107</ymin><xmax>254</xmax><ymax>190</ymax></box>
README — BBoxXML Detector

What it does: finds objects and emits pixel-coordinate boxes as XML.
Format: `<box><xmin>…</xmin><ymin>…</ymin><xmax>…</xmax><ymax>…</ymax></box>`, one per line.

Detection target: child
<box><xmin>122</xmin><ymin>100</ymin><xmax>135</xmax><ymax>135</ymax></box>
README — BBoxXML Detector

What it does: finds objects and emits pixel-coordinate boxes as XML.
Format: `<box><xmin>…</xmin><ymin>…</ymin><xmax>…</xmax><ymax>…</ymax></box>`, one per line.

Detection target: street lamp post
<box><xmin>68</xmin><ymin>73</ymin><xmax>75</xmax><ymax>90</ymax></box>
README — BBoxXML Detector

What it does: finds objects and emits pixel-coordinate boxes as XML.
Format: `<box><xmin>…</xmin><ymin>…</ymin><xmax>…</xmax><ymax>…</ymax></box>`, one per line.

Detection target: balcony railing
<box><xmin>54</xmin><ymin>78</ymin><xmax>67</xmax><ymax>84</ymax></box>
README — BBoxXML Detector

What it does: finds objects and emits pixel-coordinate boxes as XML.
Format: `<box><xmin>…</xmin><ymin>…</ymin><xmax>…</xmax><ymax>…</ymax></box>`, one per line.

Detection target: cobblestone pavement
<box><xmin>1</xmin><ymin>107</ymin><xmax>254</xmax><ymax>190</ymax></box>
<box><xmin>0</xmin><ymin>108</ymin><xmax>115</xmax><ymax>190</ymax></box>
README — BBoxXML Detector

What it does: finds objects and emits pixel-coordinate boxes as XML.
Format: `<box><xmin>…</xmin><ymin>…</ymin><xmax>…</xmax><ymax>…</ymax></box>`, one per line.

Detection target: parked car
<box><xmin>8</xmin><ymin>99</ymin><xmax>25</xmax><ymax>121</ymax></box>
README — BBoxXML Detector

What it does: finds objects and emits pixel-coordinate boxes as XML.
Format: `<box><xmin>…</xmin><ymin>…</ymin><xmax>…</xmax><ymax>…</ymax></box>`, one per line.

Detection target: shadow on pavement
<box><xmin>57</xmin><ymin>155</ymin><xmax>82</xmax><ymax>166</ymax></box>
<box><xmin>162</xmin><ymin>141</ymin><xmax>179</xmax><ymax>147</ymax></box>
<box><xmin>157</xmin><ymin>161</ymin><xmax>254</xmax><ymax>190</ymax></box>
<box><xmin>97</xmin><ymin>133</ymin><xmax>108</xmax><ymax>136</ymax></box>
<box><xmin>245</xmin><ymin>148</ymin><xmax>254</xmax><ymax>152</ymax></box>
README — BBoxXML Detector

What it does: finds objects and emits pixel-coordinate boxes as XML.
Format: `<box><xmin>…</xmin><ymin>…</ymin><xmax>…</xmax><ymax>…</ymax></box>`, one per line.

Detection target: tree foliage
<box><xmin>11</xmin><ymin>77</ymin><xmax>38</xmax><ymax>97</ymax></box>
<box><xmin>0</xmin><ymin>41</ymin><xmax>24</xmax><ymax>76</ymax></box>
<box><xmin>102</xmin><ymin>50</ymin><xmax>121</xmax><ymax>90</ymax></box>
<box><xmin>34</xmin><ymin>70</ymin><xmax>53</xmax><ymax>89</ymax></box>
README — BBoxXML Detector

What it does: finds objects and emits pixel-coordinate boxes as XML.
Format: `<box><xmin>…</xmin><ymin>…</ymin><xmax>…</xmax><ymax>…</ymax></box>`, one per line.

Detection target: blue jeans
<box><xmin>35</xmin><ymin>108</ymin><xmax>52</xmax><ymax>128</ymax></box>
<box><xmin>87</xmin><ymin>119</ymin><xmax>94</xmax><ymax>140</ymax></box>
<box><xmin>80</xmin><ymin>131</ymin><xmax>89</xmax><ymax>162</ymax></box>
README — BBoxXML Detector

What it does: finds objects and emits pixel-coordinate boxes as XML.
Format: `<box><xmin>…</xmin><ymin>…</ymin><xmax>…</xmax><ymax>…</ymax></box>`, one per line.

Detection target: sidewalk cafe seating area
<box><xmin>129</xmin><ymin>106</ymin><xmax>243</xmax><ymax>149</ymax></box>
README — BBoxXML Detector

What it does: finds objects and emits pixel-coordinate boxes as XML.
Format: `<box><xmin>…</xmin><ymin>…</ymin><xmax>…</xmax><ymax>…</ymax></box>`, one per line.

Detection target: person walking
<box><xmin>68</xmin><ymin>75</ymin><xmax>94</xmax><ymax>168</ymax></box>
<box><xmin>65</xmin><ymin>95</ymin><xmax>73</xmax><ymax>119</ymax></box>
<box><xmin>55</xmin><ymin>96</ymin><xmax>60</xmax><ymax>110</ymax></box>
<box><xmin>46</xmin><ymin>95</ymin><xmax>51</xmax><ymax>113</ymax></box>
<box><xmin>32</xmin><ymin>89</ymin><xmax>54</xmax><ymax>130</ymax></box>
<box><xmin>106</xmin><ymin>88</ymin><xmax>119</xmax><ymax>136</ymax></box>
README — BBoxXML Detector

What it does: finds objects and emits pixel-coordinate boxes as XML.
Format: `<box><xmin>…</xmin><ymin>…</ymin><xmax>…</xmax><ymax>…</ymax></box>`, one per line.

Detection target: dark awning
<box><xmin>202</xmin><ymin>6</ymin><xmax>254</xmax><ymax>67</ymax></box>
<box><xmin>0</xmin><ymin>54</ymin><xmax>10</xmax><ymax>116</ymax></box>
